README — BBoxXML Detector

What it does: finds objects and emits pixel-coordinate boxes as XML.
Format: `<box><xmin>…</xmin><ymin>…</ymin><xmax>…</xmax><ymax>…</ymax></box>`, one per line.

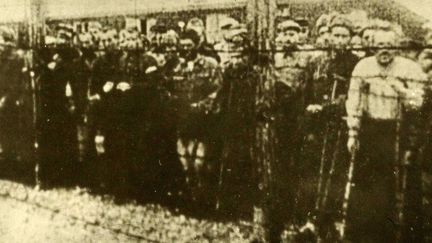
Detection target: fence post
<box><xmin>246</xmin><ymin>0</ymin><xmax>277</xmax><ymax>242</ymax></box>
<box><xmin>28</xmin><ymin>0</ymin><xmax>45</xmax><ymax>189</ymax></box>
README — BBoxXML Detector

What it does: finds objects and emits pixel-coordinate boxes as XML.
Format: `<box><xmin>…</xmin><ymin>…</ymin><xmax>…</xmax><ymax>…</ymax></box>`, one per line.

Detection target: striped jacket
<box><xmin>346</xmin><ymin>56</ymin><xmax>428</xmax><ymax>136</ymax></box>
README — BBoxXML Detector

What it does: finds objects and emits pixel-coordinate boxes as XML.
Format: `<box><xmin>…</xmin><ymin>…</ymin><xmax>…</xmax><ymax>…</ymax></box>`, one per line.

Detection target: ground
<box><xmin>0</xmin><ymin>180</ymin><xmax>255</xmax><ymax>243</ymax></box>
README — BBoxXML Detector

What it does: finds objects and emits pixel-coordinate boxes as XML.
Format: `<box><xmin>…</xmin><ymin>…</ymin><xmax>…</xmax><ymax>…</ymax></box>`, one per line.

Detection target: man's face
<box><xmin>79</xmin><ymin>34</ymin><xmax>93</xmax><ymax>49</ymax></box>
<box><xmin>180</xmin><ymin>38</ymin><xmax>195</xmax><ymax>51</ymax></box>
<box><xmin>299</xmin><ymin>26</ymin><xmax>309</xmax><ymax>44</ymax></box>
<box><xmin>330</xmin><ymin>26</ymin><xmax>351</xmax><ymax>49</ymax></box>
<box><xmin>279</xmin><ymin>29</ymin><xmax>300</xmax><ymax>48</ymax></box>
<box><xmin>162</xmin><ymin>41</ymin><xmax>178</xmax><ymax>62</ymax></box>
<box><xmin>351</xmin><ymin>35</ymin><xmax>366</xmax><ymax>58</ymax></box>
<box><xmin>374</xmin><ymin>31</ymin><xmax>397</xmax><ymax>66</ymax></box>
<box><xmin>126</xmin><ymin>32</ymin><xmax>139</xmax><ymax>49</ymax></box>
<box><xmin>362</xmin><ymin>29</ymin><xmax>375</xmax><ymax>47</ymax></box>
<box><xmin>230</xmin><ymin>34</ymin><xmax>246</xmax><ymax>49</ymax></box>
<box><xmin>179</xmin><ymin>38</ymin><xmax>197</xmax><ymax>60</ymax></box>
<box><xmin>419</xmin><ymin>49</ymin><xmax>432</xmax><ymax>75</ymax></box>
<box><xmin>89</xmin><ymin>26</ymin><xmax>101</xmax><ymax>40</ymax></box>
<box><xmin>56</xmin><ymin>31</ymin><xmax>71</xmax><ymax>47</ymax></box>
<box><xmin>315</xmin><ymin>26</ymin><xmax>330</xmax><ymax>47</ymax></box>
<box><xmin>100</xmin><ymin>32</ymin><xmax>118</xmax><ymax>51</ymax></box>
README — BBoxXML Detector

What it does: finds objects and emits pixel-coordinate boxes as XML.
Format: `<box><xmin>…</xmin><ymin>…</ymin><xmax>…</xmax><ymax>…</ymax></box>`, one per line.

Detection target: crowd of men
<box><xmin>0</xmin><ymin>9</ymin><xmax>432</xmax><ymax>243</ymax></box>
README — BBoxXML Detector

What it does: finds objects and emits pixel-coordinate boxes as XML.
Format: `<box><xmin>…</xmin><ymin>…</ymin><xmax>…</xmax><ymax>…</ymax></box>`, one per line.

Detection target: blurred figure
<box><xmin>272</xmin><ymin>19</ymin><xmax>315</xmax><ymax>242</ymax></box>
<box><xmin>314</xmin><ymin>14</ymin><xmax>330</xmax><ymax>48</ymax></box>
<box><xmin>359</xmin><ymin>22</ymin><xmax>377</xmax><ymax>57</ymax></box>
<box><xmin>88</xmin><ymin>21</ymin><xmax>102</xmax><ymax>49</ymax></box>
<box><xmin>186</xmin><ymin>17</ymin><xmax>220</xmax><ymax>62</ymax></box>
<box><xmin>172</xmin><ymin>28</ymin><xmax>222</xmax><ymax>208</ymax></box>
<box><xmin>346</xmin><ymin>10</ymin><xmax>369</xmax><ymax>36</ymax></box>
<box><xmin>149</xmin><ymin>18</ymin><xmax>169</xmax><ymax>48</ymax></box>
<box><xmin>296</xmin><ymin>18</ymin><xmax>311</xmax><ymax>47</ymax></box>
<box><xmin>38</xmin><ymin>23</ymin><xmax>80</xmax><ymax>187</ymax></box>
<box><xmin>345</xmin><ymin>29</ymin><xmax>427</xmax><ymax>243</ymax></box>
<box><xmin>350</xmin><ymin>35</ymin><xmax>366</xmax><ymax>59</ymax></box>
<box><xmin>87</xmin><ymin>28</ymin><xmax>123</xmax><ymax>190</ymax></box>
<box><xmin>306</xmin><ymin>14</ymin><xmax>359</xmax><ymax>241</ymax></box>
<box><xmin>0</xmin><ymin>26</ymin><xmax>27</xmax><ymax>164</ymax></box>
<box><xmin>214</xmin><ymin>17</ymin><xmax>241</xmax><ymax>69</ymax></box>
<box><xmin>216</xmin><ymin>26</ymin><xmax>255</xmax><ymax>218</ymax></box>
<box><xmin>400</xmin><ymin>37</ymin><xmax>422</xmax><ymax>61</ymax></box>
<box><xmin>128</xmin><ymin>30</ymin><xmax>184</xmax><ymax>200</ymax></box>
<box><xmin>71</xmin><ymin>32</ymin><xmax>97</xmax><ymax>178</ymax></box>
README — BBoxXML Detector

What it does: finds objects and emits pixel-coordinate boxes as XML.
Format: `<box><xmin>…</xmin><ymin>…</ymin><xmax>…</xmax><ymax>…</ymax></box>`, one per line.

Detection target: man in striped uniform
<box><xmin>345</xmin><ymin>28</ymin><xmax>428</xmax><ymax>242</ymax></box>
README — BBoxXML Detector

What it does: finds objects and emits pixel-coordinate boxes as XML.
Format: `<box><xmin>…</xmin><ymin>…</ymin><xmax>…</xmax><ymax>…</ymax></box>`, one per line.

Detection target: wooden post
<box><xmin>246</xmin><ymin>0</ymin><xmax>277</xmax><ymax>242</ymax></box>
<box><xmin>28</xmin><ymin>0</ymin><xmax>45</xmax><ymax>189</ymax></box>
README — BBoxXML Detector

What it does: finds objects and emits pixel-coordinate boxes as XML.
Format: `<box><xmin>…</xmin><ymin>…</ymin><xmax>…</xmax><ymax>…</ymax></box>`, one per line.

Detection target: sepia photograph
<box><xmin>0</xmin><ymin>0</ymin><xmax>431</xmax><ymax>242</ymax></box>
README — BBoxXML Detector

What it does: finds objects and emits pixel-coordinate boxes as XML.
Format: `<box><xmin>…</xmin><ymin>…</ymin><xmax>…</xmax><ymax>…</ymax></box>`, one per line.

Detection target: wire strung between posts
<box><xmin>18</xmin><ymin>45</ymin><xmax>432</xmax><ymax>53</ymax></box>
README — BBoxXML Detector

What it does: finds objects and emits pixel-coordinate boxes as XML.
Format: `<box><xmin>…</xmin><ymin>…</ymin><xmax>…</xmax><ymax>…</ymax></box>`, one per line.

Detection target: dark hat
<box><xmin>224</xmin><ymin>23</ymin><xmax>247</xmax><ymax>41</ymax></box>
<box><xmin>220</xmin><ymin>17</ymin><xmax>240</xmax><ymax>30</ymax></box>
<box><xmin>278</xmin><ymin>20</ymin><xmax>301</xmax><ymax>33</ymax></box>
<box><xmin>0</xmin><ymin>26</ymin><xmax>16</xmax><ymax>44</ymax></box>
<box><xmin>329</xmin><ymin>15</ymin><xmax>353</xmax><ymax>33</ymax></box>
<box><xmin>179</xmin><ymin>28</ymin><xmax>200</xmax><ymax>45</ymax></box>
<box><xmin>56</xmin><ymin>23</ymin><xmax>74</xmax><ymax>39</ymax></box>
<box><xmin>295</xmin><ymin>18</ymin><xmax>309</xmax><ymax>27</ymax></box>
<box><xmin>400</xmin><ymin>37</ymin><xmax>422</xmax><ymax>49</ymax></box>
<box><xmin>150</xmin><ymin>18</ymin><xmax>168</xmax><ymax>33</ymax></box>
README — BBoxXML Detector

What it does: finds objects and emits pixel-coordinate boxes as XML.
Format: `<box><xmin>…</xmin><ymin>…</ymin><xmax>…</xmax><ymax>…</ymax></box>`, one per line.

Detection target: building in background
<box><xmin>0</xmin><ymin>0</ymin><xmax>430</xmax><ymax>47</ymax></box>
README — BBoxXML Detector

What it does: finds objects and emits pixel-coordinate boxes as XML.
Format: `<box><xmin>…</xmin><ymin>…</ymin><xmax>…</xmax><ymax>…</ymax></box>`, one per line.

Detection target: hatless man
<box><xmin>345</xmin><ymin>29</ymin><xmax>428</xmax><ymax>242</ymax></box>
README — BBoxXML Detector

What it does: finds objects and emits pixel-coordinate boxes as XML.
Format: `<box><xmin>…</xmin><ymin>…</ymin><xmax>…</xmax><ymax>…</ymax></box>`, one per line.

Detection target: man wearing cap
<box><xmin>271</xmin><ymin>19</ymin><xmax>315</xmax><ymax>241</ymax></box>
<box><xmin>87</xmin><ymin>28</ymin><xmax>124</xmax><ymax>190</ymax></box>
<box><xmin>359</xmin><ymin>22</ymin><xmax>377</xmax><ymax>57</ymax></box>
<box><xmin>71</xmin><ymin>32</ymin><xmax>97</xmax><ymax>169</ymax></box>
<box><xmin>38</xmin><ymin>23</ymin><xmax>80</xmax><ymax>187</ymax></box>
<box><xmin>314</xmin><ymin>14</ymin><xmax>330</xmax><ymax>48</ymax></box>
<box><xmin>170</xmin><ymin>28</ymin><xmax>222</xmax><ymax>208</ymax></box>
<box><xmin>345</xmin><ymin>28</ymin><xmax>428</xmax><ymax>242</ymax></box>
<box><xmin>216</xmin><ymin>27</ymin><xmax>257</xmax><ymax>217</ymax></box>
<box><xmin>419</xmin><ymin>25</ymin><xmax>432</xmax><ymax>242</ymax></box>
<box><xmin>0</xmin><ymin>26</ymin><xmax>27</xmax><ymax>164</ymax></box>
<box><xmin>296</xmin><ymin>18</ymin><xmax>312</xmax><ymax>47</ymax></box>
<box><xmin>186</xmin><ymin>17</ymin><xmax>220</xmax><ymax>63</ymax></box>
<box><xmin>303</xmin><ymin>14</ymin><xmax>359</xmax><ymax>240</ymax></box>
<box><xmin>214</xmin><ymin>18</ymin><xmax>243</xmax><ymax>70</ymax></box>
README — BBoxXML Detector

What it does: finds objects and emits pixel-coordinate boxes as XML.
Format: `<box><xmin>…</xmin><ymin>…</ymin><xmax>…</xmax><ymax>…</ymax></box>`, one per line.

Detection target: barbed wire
<box><xmin>18</xmin><ymin>45</ymin><xmax>432</xmax><ymax>53</ymax></box>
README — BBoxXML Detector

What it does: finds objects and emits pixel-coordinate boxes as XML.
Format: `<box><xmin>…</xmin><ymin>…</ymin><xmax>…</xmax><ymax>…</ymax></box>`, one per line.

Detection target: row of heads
<box><xmin>1</xmin><ymin>10</ymin><xmax>431</xmax><ymax>51</ymax></box>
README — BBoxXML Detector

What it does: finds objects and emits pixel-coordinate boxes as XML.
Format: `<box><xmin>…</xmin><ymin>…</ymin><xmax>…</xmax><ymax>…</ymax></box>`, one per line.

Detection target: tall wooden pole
<box><xmin>29</xmin><ymin>0</ymin><xmax>46</xmax><ymax>48</ymax></box>
<box><xmin>28</xmin><ymin>0</ymin><xmax>45</xmax><ymax>188</ymax></box>
<box><xmin>246</xmin><ymin>0</ymin><xmax>277</xmax><ymax>242</ymax></box>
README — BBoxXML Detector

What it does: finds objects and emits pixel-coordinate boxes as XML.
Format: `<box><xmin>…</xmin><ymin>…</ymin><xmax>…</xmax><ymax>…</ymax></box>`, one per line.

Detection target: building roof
<box><xmin>0</xmin><ymin>0</ymin><xmax>428</xmax><ymax>27</ymax></box>
<box><xmin>394</xmin><ymin>0</ymin><xmax>432</xmax><ymax>22</ymax></box>
<box><xmin>45</xmin><ymin>0</ymin><xmax>246</xmax><ymax>20</ymax></box>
